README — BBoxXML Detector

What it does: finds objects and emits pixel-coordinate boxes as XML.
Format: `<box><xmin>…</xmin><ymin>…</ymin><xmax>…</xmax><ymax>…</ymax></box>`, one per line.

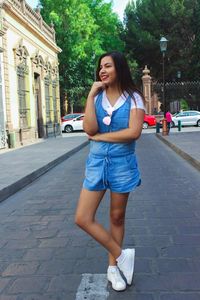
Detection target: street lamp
<box><xmin>177</xmin><ymin>70</ymin><xmax>181</xmax><ymax>80</ymax></box>
<box><xmin>160</xmin><ymin>37</ymin><xmax>168</xmax><ymax>115</ymax></box>
<box><xmin>160</xmin><ymin>36</ymin><xmax>168</xmax><ymax>135</ymax></box>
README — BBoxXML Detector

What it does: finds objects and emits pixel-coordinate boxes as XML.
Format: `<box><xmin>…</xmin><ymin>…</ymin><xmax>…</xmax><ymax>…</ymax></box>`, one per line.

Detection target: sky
<box><xmin>26</xmin><ymin>0</ymin><xmax>131</xmax><ymax>21</ymax></box>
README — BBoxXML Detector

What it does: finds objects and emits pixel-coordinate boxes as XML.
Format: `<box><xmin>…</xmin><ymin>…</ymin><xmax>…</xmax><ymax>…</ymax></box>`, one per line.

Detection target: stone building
<box><xmin>0</xmin><ymin>0</ymin><xmax>61</xmax><ymax>149</ymax></box>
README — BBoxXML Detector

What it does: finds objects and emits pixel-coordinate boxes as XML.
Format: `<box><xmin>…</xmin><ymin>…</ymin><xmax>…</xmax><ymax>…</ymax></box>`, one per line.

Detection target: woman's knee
<box><xmin>74</xmin><ymin>213</ymin><xmax>91</xmax><ymax>229</ymax></box>
<box><xmin>74</xmin><ymin>213</ymin><xmax>85</xmax><ymax>228</ymax></box>
<box><xmin>110</xmin><ymin>210</ymin><xmax>125</xmax><ymax>226</ymax></box>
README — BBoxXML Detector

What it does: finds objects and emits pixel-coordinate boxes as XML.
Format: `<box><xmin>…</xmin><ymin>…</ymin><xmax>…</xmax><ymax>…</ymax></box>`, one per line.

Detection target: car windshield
<box><xmin>63</xmin><ymin>114</ymin><xmax>80</xmax><ymax>120</ymax></box>
<box><xmin>76</xmin><ymin>115</ymin><xmax>84</xmax><ymax>120</ymax></box>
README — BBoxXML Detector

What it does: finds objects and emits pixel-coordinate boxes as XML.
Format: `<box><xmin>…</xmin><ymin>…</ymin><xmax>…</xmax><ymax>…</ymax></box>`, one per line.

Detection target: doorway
<box><xmin>34</xmin><ymin>73</ymin><xmax>44</xmax><ymax>138</ymax></box>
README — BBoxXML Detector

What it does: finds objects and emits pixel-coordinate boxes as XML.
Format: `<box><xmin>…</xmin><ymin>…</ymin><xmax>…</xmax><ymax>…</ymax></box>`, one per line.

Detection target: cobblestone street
<box><xmin>0</xmin><ymin>133</ymin><xmax>200</xmax><ymax>299</ymax></box>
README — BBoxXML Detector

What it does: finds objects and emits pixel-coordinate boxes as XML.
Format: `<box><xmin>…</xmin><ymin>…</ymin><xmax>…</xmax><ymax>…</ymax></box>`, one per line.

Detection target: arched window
<box><xmin>52</xmin><ymin>80</ymin><xmax>58</xmax><ymax>122</ymax></box>
<box><xmin>15</xmin><ymin>43</ymin><xmax>30</xmax><ymax>129</ymax></box>
<box><xmin>44</xmin><ymin>76</ymin><xmax>51</xmax><ymax>124</ymax></box>
<box><xmin>52</xmin><ymin>64</ymin><xmax>59</xmax><ymax>123</ymax></box>
<box><xmin>44</xmin><ymin>61</ymin><xmax>53</xmax><ymax>124</ymax></box>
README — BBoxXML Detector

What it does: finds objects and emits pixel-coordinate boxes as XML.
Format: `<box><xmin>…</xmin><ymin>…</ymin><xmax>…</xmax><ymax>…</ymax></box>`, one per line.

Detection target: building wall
<box><xmin>0</xmin><ymin>13</ymin><xmax>7</xmax><ymax>149</ymax></box>
<box><xmin>1</xmin><ymin>0</ymin><xmax>61</xmax><ymax>148</ymax></box>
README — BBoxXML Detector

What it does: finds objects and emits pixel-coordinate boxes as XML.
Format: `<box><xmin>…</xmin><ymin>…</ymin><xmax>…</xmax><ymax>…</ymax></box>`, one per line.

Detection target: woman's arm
<box><xmin>83</xmin><ymin>82</ymin><xmax>105</xmax><ymax>136</ymax></box>
<box><xmin>89</xmin><ymin>108</ymin><xmax>145</xmax><ymax>143</ymax></box>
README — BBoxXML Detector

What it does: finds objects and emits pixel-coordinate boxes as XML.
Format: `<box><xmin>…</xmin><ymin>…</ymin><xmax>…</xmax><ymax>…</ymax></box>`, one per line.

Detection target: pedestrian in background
<box><xmin>75</xmin><ymin>51</ymin><xmax>145</xmax><ymax>291</ymax></box>
<box><xmin>166</xmin><ymin>110</ymin><xmax>172</xmax><ymax>133</ymax></box>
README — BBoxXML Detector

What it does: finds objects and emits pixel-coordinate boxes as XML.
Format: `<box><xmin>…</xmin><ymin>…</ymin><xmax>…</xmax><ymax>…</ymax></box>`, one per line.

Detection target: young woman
<box><xmin>75</xmin><ymin>51</ymin><xmax>145</xmax><ymax>291</ymax></box>
<box><xmin>166</xmin><ymin>110</ymin><xmax>172</xmax><ymax>133</ymax></box>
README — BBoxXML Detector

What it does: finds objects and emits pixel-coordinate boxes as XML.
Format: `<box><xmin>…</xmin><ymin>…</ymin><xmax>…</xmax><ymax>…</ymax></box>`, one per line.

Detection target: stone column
<box><xmin>142</xmin><ymin>65</ymin><xmax>152</xmax><ymax>114</ymax></box>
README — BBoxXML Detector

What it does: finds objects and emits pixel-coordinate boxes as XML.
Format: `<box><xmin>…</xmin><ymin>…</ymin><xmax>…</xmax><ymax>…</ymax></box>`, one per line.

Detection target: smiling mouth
<box><xmin>101</xmin><ymin>76</ymin><xmax>109</xmax><ymax>81</ymax></box>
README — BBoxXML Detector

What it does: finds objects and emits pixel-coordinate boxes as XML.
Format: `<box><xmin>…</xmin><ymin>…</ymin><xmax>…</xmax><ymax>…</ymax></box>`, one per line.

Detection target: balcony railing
<box><xmin>5</xmin><ymin>0</ymin><xmax>55</xmax><ymax>42</ymax></box>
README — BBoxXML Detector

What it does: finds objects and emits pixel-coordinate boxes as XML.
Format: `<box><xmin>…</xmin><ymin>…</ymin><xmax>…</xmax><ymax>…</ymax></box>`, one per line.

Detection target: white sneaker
<box><xmin>107</xmin><ymin>266</ymin><xmax>126</xmax><ymax>291</ymax></box>
<box><xmin>117</xmin><ymin>248</ymin><xmax>135</xmax><ymax>285</ymax></box>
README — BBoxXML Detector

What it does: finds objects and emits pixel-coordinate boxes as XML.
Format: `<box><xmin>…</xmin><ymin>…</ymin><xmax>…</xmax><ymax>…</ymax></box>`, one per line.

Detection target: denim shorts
<box><xmin>83</xmin><ymin>153</ymin><xmax>141</xmax><ymax>193</ymax></box>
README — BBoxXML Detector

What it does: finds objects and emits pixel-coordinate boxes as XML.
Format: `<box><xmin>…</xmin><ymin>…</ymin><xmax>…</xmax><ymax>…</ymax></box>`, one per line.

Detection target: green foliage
<box><xmin>39</xmin><ymin>0</ymin><xmax>124</xmax><ymax>113</ymax></box>
<box><xmin>180</xmin><ymin>99</ymin><xmax>189</xmax><ymax>110</ymax></box>
<box><xmin>124</xmin><ymin>0</ymin><xmax>200</xmax><ymax>82</ymax></box>
<box><xmin>126</xmin><ymin>56</ymin><xmax>139</xmax><ymax>81</ymax></box>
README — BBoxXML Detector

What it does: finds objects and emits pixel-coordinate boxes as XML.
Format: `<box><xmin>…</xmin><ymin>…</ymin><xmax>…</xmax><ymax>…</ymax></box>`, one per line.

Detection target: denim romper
<box><xmin>83</xmin><ymin>92</ymin><xmax>141</xmax><ymax>193</ymax></box>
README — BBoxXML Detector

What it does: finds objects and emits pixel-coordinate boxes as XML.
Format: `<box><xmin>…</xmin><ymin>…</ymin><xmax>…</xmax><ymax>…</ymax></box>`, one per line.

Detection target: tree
<box><xmin>39</xmin><ymin>0</ymin><xmax>124</xmax><ymax>114</ymax></box>
<box><xmin>180</xmin><ymin>99</ymin><xmax>189</xmax><ymax>110</ymax></box>
<box><xmin>124</xmin><ymin>0</ymin><xmax>200</xmax><ymax>82</ymax></box>
<box><xmin>189</xmin><ymin>0</ymin><xmax>200</xmax><ymax>80</ymax></box>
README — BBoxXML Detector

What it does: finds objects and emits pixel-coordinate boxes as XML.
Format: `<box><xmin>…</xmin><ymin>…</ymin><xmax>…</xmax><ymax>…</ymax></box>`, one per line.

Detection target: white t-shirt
<box><xmin>94</xmin><ymin>90</ymin><xmax>145</xmax><ymax>112</ymax></box>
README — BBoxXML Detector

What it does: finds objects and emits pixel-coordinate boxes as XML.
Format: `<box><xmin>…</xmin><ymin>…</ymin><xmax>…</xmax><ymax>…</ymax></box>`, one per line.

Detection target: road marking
<box><xmin>76</xmin><ymin>273</ymin><xmax>109</xmax><ymax>300</ymax></box>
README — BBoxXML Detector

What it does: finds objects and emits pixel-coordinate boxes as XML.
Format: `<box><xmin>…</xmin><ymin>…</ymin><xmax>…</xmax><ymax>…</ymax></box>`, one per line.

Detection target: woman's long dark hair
<box><xmin>96</xmin><ymin>51</ymin><xmax>145</xmax><ymax>105</ymax></box>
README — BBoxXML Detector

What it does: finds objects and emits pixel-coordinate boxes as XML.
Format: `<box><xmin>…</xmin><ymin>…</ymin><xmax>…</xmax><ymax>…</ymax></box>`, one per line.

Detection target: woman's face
<box><xmin>99</xmin><ymin>56</ymin><xmax>118</xmax><ymax>86</ymax></box>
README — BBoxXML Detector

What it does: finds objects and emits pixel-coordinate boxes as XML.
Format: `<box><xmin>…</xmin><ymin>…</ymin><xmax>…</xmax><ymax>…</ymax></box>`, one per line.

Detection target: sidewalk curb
<box><xmin>0</xmin><ymin>140</ymin><xmax>89</xmax><ymax>203</ymax></box>
<box><xmin>156</xmin><ymin>133</ymin><xmax>200</xmax><ymax>172</ymax></box>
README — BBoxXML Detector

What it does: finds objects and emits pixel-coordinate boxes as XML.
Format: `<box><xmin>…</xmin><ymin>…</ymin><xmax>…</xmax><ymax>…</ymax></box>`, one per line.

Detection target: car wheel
<box><xmin>64</xmin><ymin>125</ymin><xmax>73</xmax><ymax>133</ymax></box>
<box><xmin>197</xmin><ymin>120</ymin><xmax>200</xmax><ymax>127</ymax></box>
<box><xmin>143</xmin><ymin>122</ymin><xmax>149</xmax><ymax>129</ymax></box>
<box><xmin>171</xmin><ymin>121</ymin><xmax>175</xmax><ymax>128</ymax></box>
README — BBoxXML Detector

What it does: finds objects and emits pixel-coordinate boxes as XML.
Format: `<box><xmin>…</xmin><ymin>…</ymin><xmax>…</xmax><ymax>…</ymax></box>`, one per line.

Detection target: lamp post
<box><xmin>177</xmin><ymin>70</ymin><xmax>181</xmax><ymax>80</ymax></box>
<box><xmin>159</xmin><ymin>36</ymin><xmax>168</xmax><ymax>135</ymax></box>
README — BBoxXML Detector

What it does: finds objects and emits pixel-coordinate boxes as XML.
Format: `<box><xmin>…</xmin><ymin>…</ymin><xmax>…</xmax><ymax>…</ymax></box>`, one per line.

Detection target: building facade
<box><xmin>0</xmin><ymin>0</ymin><xmax>61</xmax><ymax>149</ymax></box>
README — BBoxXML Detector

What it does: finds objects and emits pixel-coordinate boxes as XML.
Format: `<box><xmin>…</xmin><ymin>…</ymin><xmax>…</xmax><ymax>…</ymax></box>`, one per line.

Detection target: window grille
<box><xmin>44</xmin><ymin>77</ymin><xmax>51</xmax><ymax>124</ymax></box>
<box><xmin>52</xmin><ymin>80</ymin><xmax>57</xmax><ymax>122</ymax></box>
<box><xmin>17</xmin><ymin>64</ymin><xmax>29</xmax><ymax>128</ymax></box>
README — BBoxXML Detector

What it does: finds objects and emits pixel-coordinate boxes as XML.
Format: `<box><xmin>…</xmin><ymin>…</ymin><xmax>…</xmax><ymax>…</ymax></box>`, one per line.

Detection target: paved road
<box><xmin>0</xmin><ymin>134</ymin><xmax>200</xmax><ymax>299</ymax></box>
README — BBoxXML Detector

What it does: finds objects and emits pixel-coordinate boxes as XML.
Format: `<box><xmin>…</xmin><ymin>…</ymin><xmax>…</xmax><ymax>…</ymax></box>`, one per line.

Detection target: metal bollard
<box><xmin>162</xmin><ymin>118</ymin><xmax>168</xmax><ymax>136</ymax></box>
<box><xmin>178</xmin><ymin>120</ymin><xmax>181</xmax><ymax>131</ymax></box>
<box><xmin>8</xmin><ymin>132</ymin><xmax>16</xmax><ymax>148</ymax></box>
<box><xmin>156</xmin><ymin>122</ymin><xmax>160</xmax><ymax>133</ymax></box>
<box><xmin>46</xmin><ymin>124</ymin><xmax>48</xmax><ymax>138</ymax></box>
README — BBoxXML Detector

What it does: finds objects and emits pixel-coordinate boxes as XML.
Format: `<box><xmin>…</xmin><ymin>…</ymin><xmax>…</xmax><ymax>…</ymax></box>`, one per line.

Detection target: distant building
<box><xmin>0</xmin><ymin>0</ymin><xmax>61</xmax><ymax>149</ymax></box>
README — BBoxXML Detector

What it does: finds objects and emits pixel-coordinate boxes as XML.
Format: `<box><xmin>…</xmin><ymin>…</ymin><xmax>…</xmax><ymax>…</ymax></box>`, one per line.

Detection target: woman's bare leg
<box><xmin>75</xmin><ymin>188</ymin><xmax>122</xmax><ymax>259</ymax></box>
<box><xmin>108</xmin><ymin>192</ymin><xmax>129</xmax><ymax>266</ymax></box>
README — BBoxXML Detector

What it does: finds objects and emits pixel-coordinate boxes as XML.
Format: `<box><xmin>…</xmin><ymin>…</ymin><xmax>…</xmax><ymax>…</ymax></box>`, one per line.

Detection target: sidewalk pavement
<box><xmin>0</xmin><ymin>130</ymin><xmax>199</xmax><ymax>203</ymax></box>
<box><xmin>0</xmin><ymin>135</ymin><xmax>89</xmax><ymax>202</ymax></box>
<box><xmin>156</xmin><ymin>131</ymin><xmax>200</xmax><ymax>172</ymax></box>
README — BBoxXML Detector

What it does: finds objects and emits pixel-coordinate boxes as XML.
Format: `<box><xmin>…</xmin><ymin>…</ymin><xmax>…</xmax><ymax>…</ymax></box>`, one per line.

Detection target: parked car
<box><xmin>170</xmin><ymin>110</ymin><xmax>200</xmax><ymax>127</ymax></box>
<box><xmin>61</xmin><ymin>114</ymin><xmax>85</xmax><ymax>133</ymax></box>
<box><xmin>143</xmin><ymin>114</ymin><xmax>157</xmax><ymax>129</ymax></box>
<box><xmin>61</xmin><ymin>113</ymin><xmax>82</xmax><ymax>122</ymax></box>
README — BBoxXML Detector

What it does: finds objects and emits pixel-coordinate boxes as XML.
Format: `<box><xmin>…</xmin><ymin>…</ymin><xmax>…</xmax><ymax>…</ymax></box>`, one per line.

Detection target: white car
<box><xmin>61</xmin><ymin>114</ymin><xmax>84</xmax><ymax>133</ymax></box>
<box><xmin>171</xmin><ymin>110</ymin><xmax>200</xmax><ymax>127</ymax></box>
